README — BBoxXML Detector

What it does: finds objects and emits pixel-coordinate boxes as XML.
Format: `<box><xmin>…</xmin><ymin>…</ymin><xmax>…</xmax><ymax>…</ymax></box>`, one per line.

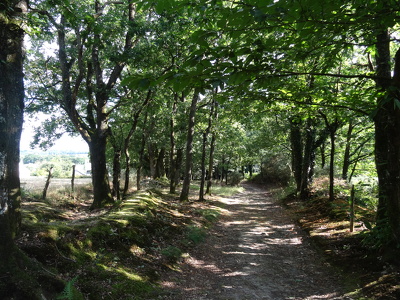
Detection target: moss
<box><xmin>197</xmin><ymin>208</ymin><xmax>221</xmax><ymax>223</ymax></box>
<box><xmin>186</xmin><ymin>225</ymin><xmax>207</xmax><ymax>244</ymax></box>
<box><xmin>17</xmin><ymin>181</ymin><xmax>224</xmax><ymax>298</ymax></box>
<box><xmin>0</xmin><ymin>245</ymin><xmax>65</xmax><ymax>299</ymax></box>
<box><xmin>161</xmin><ymin>246</ymin><xmax>183</xmax><ymax>262</ymax></box>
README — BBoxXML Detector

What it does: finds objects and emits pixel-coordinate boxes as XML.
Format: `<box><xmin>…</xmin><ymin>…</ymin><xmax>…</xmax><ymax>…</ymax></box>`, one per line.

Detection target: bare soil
<box><xmin>159</xmin><ymin>183</ymin><xmax>351</xmax><ymax>300</ymax></box>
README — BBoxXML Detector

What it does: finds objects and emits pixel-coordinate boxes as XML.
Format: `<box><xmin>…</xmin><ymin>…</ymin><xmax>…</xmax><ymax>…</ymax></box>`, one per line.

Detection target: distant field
<box><xmin>20</xmin><ymin>177</ymin><xmax>92</xmax><ymax>193</ymax></box>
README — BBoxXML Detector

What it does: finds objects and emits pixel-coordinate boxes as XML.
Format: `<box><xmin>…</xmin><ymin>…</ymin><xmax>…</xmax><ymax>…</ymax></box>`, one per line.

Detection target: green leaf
<box><xmin>363</xmin><ymin>220</ymin><xmax>373</xmax><ymax>231</ymax></box>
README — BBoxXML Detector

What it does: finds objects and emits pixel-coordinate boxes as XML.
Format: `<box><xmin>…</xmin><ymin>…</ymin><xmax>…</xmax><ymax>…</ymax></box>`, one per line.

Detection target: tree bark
<box><xmin>199</xmin><ymin>131</ymin><xmax>208</xmax><ymax>201</ymax></box>
<box><xmin>136</xmin><ymin>120</ymin><xmax>147</xmax><ymax>191</ymax></box>
<box><xmin>299</xmin><ymin>118</ymin><xmax>315</xmax><ymax>199</ymax></box>
<box><xmin>112</xmin><ymin>147</ymin><xmax>122</xmax><ymax>201</ymax></box>
<box><xmin>205</xmin><ymin>131</ymin><xmax>216</xmax><ymax>195</ymax></box>
<box><xmin>0</xmin><ymin>3</ymin><xmax>66</xmax><ymax>298</ymax></box>
<box><xmin>180</xmin><ymin>90</ymin><xmax>200</xmax><ymax>201</ymax></box>
<box><xmin>169</xmin><ymin>93</ymin><xmax>179</xmax><ymax>194</ymax></box>
<box><xmin>0</xmin><ymin>1</ymin><xmax>25</xmax><ymax>250</ymax></box>
<box><xmin>154</xmin><ymin>148</ymin><xmax>166</xmax><ymax>179</ymax></box>
<box><xmin>342</xmin><ymin>121</ymin><xmax>354</xmax><ymax>181</ymax></box>
<box><xmin>148</xmin><ymin>143</ymin><xmax>157</xmax><ymax>179</ymax></box>
<box><xmin>89</xmin><ymin>136</ymin><xmax>113</xmax><ymax>209</ymax></box>
<box><xmin>328</xmin><ymin>127</ymin><xmax>336</xmax><ymax>202</ymax></box>
<box><xmin>289</xmin><ymin>118</ymin><xmax>303</xmax><ymax>192</ymax></box>
<box><xmin>199</xmin><ymin>104</ymin><xmax>212</xmax><ymax>200</ymax></box>
<box><xmin>320</xmin><ymin>143</ymin><xmax>326</xmax><ymax>169</ymax></box>
<box><xmin>205</xmin><ymin>98</ymin><xmax>218</xmax><ymax>195</ymax></box>
<box><xmin>374</xmin><ymin>30</ymin><xmax>400</xmax><ymax>243</ymax></box>
<box><xmin>320</xmin><ymin>113</ymin><xmax>340</xmax><ymax>202</ymax></box>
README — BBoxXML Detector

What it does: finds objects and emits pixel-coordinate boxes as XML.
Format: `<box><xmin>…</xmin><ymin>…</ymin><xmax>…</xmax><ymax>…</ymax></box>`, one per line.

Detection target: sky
<box><xmin>20</xmin><ymin>116</ymin><xmax>89</xmax><ymax>153</ymax></box>
<box><xmin>21</xmin><ymin>41</ymin><xmax>89</xmax><ymax>154</ymax></box>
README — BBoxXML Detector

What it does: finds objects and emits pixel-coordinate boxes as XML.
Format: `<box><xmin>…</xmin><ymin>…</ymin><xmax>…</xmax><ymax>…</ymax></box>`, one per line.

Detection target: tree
<box><xmin>28</xmin><ymin>0</ymin><xmax>143</xmax><ymax>208</ymax></box>
<box><xmin>340</xmin><ymin>118</ymin><xmax>374</xmax><ymax>182</ymax></box>
<box><xmin>180</xmin><ymin>90</ymin><xmax>200</xmax><ymax>201</ymax></box>
<box><xmin>108</xmin><ymin>89</ymin><xmax>152</xmax><ymax>199</ymax></box>
<box><xmin>161</xmin><ymin>0</ymin><xmax>400</xmax><ymax>244</ymax></box>
<box><xmin>0</xmin><ymin>0</ymin><xmax>25</xmax><ymax>258</ymax></box>
<box><xmin>0</xmin><ymin>2</ymin><xmax>66</xmax><ymax>298</ymax></box>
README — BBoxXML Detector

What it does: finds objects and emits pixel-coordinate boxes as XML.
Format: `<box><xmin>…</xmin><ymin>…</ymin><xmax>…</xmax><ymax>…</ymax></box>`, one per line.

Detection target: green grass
<box><xmin>211</xmin><ymin>185</ymin><xmax>244</xmax><ymax>196</ymax></box>
<box><xmin>20</xmin><ymin>186</ymin><xmax>222</xmax><ymax>299</ymax></box>
<box><xmin>197</xmin><ymin>208</ymin><xmax>221</xmax><ymax>223</ymax></box>
<box><xmin>186</xmin><ymin>225</ymin><xmax>207</xmax><ymax>244</ymax></box>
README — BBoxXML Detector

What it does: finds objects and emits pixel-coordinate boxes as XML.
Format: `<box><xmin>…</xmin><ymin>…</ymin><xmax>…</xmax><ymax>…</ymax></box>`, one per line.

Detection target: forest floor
<box><xmin>157</xmin><ymin>182</ymin><xmax>400</xmax><ymax>299</ymax></box>
<box><xmin>17</xmin><ymin>179</ymin><xmax>400</xmax><ymax>299</ymax></box>
<box><xmin>158</xmin><ymin>183</ymin><xmax>351</xmax><ymax>299</ymax></box>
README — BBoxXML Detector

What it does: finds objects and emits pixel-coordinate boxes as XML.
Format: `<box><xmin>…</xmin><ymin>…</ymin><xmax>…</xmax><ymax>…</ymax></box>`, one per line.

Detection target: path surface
<box><xmin>160</xmin><ymin>183</ymin><xmax>352</xmax><ymax>300</ymax></box>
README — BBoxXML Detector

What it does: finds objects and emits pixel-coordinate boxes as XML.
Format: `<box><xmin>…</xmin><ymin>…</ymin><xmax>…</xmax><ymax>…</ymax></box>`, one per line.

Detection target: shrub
<box><xmin>161</xmin><ymin>246</ymin><xmax>182</xmax><ymax>262</ymax></box>
<box><xmin>186</xmin><ymin>225</ymin><xmax>207</xmax><ymax>244</ymax></box>
<box><xmin>198</xmin><ymin>208</ymin><xmax>221</xmax><ymax>223</ymax></box>
<box><xmin>227</xmin><ymin>171</ymin><xmax>243</xmax><ymax>186</ymax></box>
<box><xmin>251</xmin><ymin>154</ymin><xmax>291</xmax><ymax>185</ymax></box>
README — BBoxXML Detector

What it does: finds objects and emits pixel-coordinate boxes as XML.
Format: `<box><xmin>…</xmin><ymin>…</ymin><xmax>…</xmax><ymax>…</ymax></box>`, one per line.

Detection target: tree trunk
<box><xmin>320</xmin><ymin>143</ymin><xmax>326</xmax><ymax>169</ymax></box>
<box><xmin>89</xmin><ymin>136</ymin><xmax>113</xmax><ymax>209</ymax></box>
<box><xmin>154</xmin><ymin>148</ymin><xmax>166</xmax><ymax>179</ymax></box>
<box><xmin>174</xmin><ymin>148</ymin><xmax>183</xmax><ymax>186</ymax></box>
<box><xmin>199</xmin><ymin>131</ymin><xmax>208</xmax><ymax>201</ymax></box>
<box><xmin>319</xmin><ymin>112</ymin><xmax>340</xmax><ymax>202</ymax></box>
<box><xmin>248</xmin><ymin>164</ymin><xmax>253</xmax><ymax>178</ymax></box>
<box><xmin>50</xmin><ymin>2</ymin><xmax>136</xmax><ymax>209</ymax></box>
<box><xmin>374</xmin><ymin>30</ymin><xmax>400</xmax><ymax>243</ymax></box>
<box><xmin>199</xmin><ymin>99</ymin><xmax>216</xmax><ymax>200</ymax></box>
<box><xmin>205</xmin><ymin>99</ymin><xmax>218</xmax><ymax>195</ymax></box>
<box><xmin>112</xmin><ymin>147</ymin><xmax>121</xmax><ymax>201</ymax></box>
<box><xmin>148</xmin><ymin>143</ymin><xmax>157</xmax><ymax>179</ymax></box>
<box><xmin>289</xmin><ymin>118</ymin><xmax>303</xmax><ymax>192</ymax></box>
<box><xmin>342</xmin><ymin>121</ymin><xmax>354</xmax><ymax>181</ymax></box>
<box><xmin>205</xmin><ymin>131</ymin><xmax>216</xmax><ymax>195</ymax></box>
<box><xmin>0</xmin><ymin>4</ymin><xmax>24</xmax><ymax>250</ymax></box>
<box><xmin>180</xmin><ymin>91</ymin><xmax>200</xmax><ymax>201</ymax></box>
<box><xmin>328</xmin><ymin>128</ymin><xmax>335</xmax><ymax>202</ymax></box>
<box><xmin>299</xmin><ymin>118</ymin><xmax>315</xmax><ymax>199</ymax></box>
<box><xmin>137</xmin><ymin>126</ymin><xmax>147</xmax><ymax>191</ymax></box>
<box><xmin>0</xmin><ymin>4</ymin><xmax>67</xmax><ymax>298</ymax></box>
<box><xmin>123</xmin><ymin>150</ymin><xmax>132</xmax><ymax>195</ymax></box>
<box><xmin>169</xmin><ymin>93</ymin><xmax>179</xmax><ymax>194</ymax></box>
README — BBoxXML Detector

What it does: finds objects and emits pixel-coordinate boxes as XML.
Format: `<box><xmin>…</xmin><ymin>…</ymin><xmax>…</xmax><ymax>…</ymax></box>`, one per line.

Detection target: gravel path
<box><xmin>159</xmin><ymin>183</ymin><xmax>352</xmax><ymax>300</ymax></box>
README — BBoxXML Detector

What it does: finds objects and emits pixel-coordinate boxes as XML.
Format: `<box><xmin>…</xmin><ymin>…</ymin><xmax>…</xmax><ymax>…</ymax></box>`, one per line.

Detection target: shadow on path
<box><xmin>160</xmin><ymin>183</ymin><xmax>352</xmax><ymax>300</ymax></box>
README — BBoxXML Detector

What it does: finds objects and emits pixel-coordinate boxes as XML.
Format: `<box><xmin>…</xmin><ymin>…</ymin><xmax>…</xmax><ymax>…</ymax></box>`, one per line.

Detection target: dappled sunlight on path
<box><xmin>160</xmin><ymin>184</ymin><xmax>351</xmax><ymax>300</ymax></box>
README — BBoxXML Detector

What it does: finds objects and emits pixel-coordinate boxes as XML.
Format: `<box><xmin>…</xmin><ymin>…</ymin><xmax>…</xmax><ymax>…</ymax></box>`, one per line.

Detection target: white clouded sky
<box><xmin>21</xmin><ymin>116</ymin><xmax>89</xmax><ymax>153</ymax></box>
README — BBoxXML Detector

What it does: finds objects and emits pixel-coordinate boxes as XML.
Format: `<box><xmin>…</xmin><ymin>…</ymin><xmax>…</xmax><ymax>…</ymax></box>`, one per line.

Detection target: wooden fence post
<box><xmin>350</xmin><ymin>184</ymin><xmax>355</xmax><ymax>232</ymax></box>
<box><xmin>71</xmin><ymin>164</ymin><xmax>76</xmax><ymax>194</ymax></box>
<box><xmin>42</xmin><ymin>167</ymin><xmax>53</xmax><ymax>200</ymax></box>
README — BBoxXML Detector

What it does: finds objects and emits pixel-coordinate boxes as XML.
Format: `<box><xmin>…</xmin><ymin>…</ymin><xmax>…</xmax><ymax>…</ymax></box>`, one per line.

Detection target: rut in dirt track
<box><xmin>160</xmin><ymin>183</ymin><xmax>352</xmax><ymax>300</ymax></box>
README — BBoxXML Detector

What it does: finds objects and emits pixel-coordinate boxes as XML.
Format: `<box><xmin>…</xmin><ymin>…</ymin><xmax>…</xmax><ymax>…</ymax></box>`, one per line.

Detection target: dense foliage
<box><xmin>21</xmin><ymin>0</ymin><xmax>400</xmax><ymax>248</ymax></box>
<box><xmin>3</xmin><ymin>1</ymin><xmax>400</xmax><ymax>297</ymax></box>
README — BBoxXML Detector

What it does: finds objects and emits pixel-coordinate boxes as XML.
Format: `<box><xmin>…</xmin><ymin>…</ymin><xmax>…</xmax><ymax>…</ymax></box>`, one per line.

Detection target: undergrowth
<box><xmin>17</xmin><ymin>181</ymin><xmax>236</xmax><ymax>299</ymax></box>
<box><xmin>283</xmin><ymin>176</ymin><xmax>400</xmax><ymax>300</ymax></box>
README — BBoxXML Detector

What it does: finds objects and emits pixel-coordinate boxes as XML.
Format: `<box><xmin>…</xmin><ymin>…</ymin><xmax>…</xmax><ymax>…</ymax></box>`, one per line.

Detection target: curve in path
<box><xmin>160</xmin><ymin>183</ymin><xmax>351</xmax><ymax>300</ymax></box>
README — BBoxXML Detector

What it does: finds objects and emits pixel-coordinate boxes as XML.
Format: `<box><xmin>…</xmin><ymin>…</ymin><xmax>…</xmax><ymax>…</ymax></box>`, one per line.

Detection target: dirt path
<box><xmin>159</xmin><ymin>183</ymin><xmax>352</xmax><ymax>300</ymax></box>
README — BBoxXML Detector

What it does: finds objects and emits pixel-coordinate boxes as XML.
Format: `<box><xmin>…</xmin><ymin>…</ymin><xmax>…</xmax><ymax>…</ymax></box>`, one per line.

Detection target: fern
<box><xmin>57</xmin><ymin>276</ymin><xmax>82</xmax><ymax>300</ymax></box>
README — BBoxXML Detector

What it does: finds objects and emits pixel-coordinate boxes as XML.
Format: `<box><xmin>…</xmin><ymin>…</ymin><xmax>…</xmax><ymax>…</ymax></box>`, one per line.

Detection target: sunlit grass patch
<box><xmin>211</xmin><ymin>185</ymin><xmax>244</xmax><ymax>196</ymax></box>
<box><xmin>20</xmin><ymin>179</ymin><xmax>227</xmax><ymax>298</ymax></box>
<box><xmin>185</xmin><ymin>225</ymin><xmax>207</xmax><ymax>245</ymax></box>
<box><xmin>196</xmin><ymin>208</ymin><xmax>221</xmax><ymax>223</ymax></box>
